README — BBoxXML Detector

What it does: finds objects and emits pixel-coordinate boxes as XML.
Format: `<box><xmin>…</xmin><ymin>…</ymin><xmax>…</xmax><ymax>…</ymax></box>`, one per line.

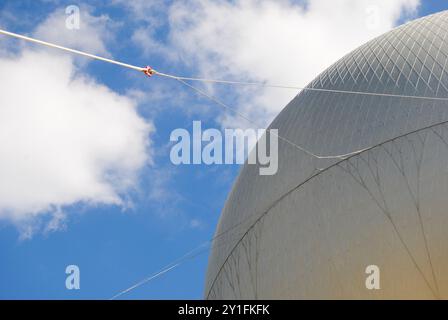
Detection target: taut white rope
<box><xmin>1</xmin><ymin>28</ymin><xmax>447</xmax><ymax>160</ymax></box>
<box><xmin>0</xmin><ymin>29</ymin><xmax>145</xmax><ymax>72</ymax></box>
<box><xmin>2</xmin><ymin>28</ymin><xmax>448</xmax><ymax>102</ymax></box>
<box><xmin>109</xmin><ymin>242</ymin><xmax>211</xmax><ymax>300</ymax></box>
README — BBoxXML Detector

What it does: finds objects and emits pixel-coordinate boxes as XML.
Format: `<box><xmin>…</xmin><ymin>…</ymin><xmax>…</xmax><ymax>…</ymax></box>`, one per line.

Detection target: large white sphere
<box><xmin>205</xmin><ymin>10</ymin><xmax>448</xmax><ymax>299</ymax></box>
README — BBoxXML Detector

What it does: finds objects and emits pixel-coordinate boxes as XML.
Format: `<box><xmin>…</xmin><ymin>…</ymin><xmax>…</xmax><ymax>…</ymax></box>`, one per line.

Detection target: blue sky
<box><xmin>0</xmin><ymin>0</ymin><xmax>447</xmax><ymax>300</ymax></box>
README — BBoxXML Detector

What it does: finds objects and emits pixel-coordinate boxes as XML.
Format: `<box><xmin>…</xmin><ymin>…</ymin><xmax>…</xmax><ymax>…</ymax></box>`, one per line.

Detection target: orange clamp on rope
<box><xmin>143</xmin><ymin>66</ymin><xmax>156</xmax><ymax>77</ymax></box>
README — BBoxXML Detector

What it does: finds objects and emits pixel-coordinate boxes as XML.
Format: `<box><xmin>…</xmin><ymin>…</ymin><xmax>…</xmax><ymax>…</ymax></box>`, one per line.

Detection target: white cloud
<box><xmin>0</xmin><ymin>50</ymin><xmax>152</xmax><ymax>220</ymax></box>
<box><xmin>0</xmin><ymin>10</ymin><xmax>153</xmax><ymax>235</ymax></box>
<box><xmin>164</xmin><ymin>0</ymin><xmax>420</xmax><ymax>127</ymax></box>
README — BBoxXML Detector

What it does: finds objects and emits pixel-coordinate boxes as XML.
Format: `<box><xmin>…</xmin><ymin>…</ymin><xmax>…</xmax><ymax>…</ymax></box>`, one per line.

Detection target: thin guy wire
<box><xmin>2</xmin><ymin>28</ymin><xmax>448</xmax><ymax>160</ymax></box>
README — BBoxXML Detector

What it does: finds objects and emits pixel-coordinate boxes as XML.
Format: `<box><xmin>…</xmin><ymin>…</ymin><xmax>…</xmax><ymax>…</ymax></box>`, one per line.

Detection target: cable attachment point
<box><xmin>143</xmin><ymin>66</ymin><xmax>156</xmax><ymax>77</ymax></box>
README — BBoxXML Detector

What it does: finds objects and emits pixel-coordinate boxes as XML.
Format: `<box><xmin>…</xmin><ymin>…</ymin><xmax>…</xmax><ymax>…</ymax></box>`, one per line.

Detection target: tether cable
<box><xmin>2</xmin><ymin>28</ymin><xmax>448</xmax><ymax>159</ymax></box>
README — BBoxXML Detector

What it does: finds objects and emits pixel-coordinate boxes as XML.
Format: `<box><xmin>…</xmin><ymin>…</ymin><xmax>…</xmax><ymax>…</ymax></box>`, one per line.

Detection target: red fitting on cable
<box><xmin>143</xmin><ymin>66</ymin><xmax>155</xmax><ymax>77</ymax></box>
